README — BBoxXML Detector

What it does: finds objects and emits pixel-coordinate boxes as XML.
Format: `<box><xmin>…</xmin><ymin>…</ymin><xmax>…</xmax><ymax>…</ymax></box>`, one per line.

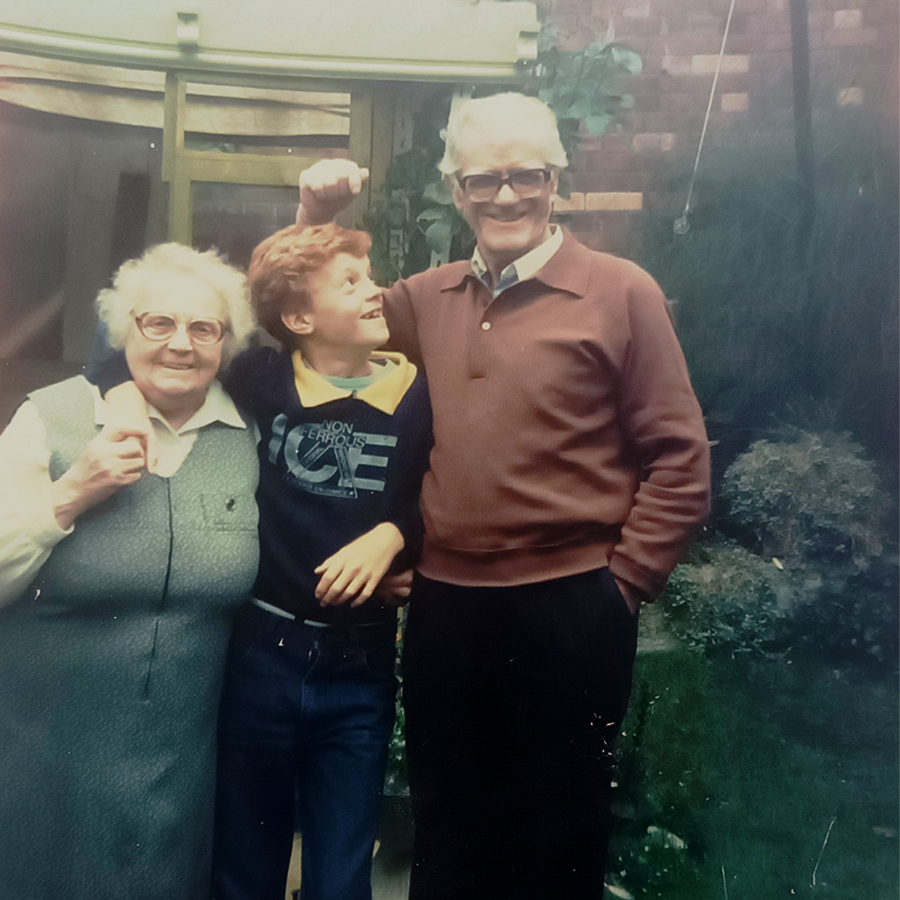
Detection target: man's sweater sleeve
<box><xmin>218</xmin><ymin>346</ymin><xmax>276</xmax><ymax>413</ymax></box>
<box><xmin>90</xmin><ymin>350</ymin><xmax>132</xmax><ymax>395</ymax></box>
<box><xmin>382</xmin><ymin>280</ymin><xmax>422</xmax><ymax>367</ymax></box>
<box><xmin>383</xmin><ymin>374</ymin><xmax>432</xmax><ymax>571</ymax></box>
<box><xmin>607</xmin><ymin>271</ymin><xmax>711</xmax><ymax>599</ymax></box>
<box><xmin>88</xmin><ymin>343</ymin><xmax>268</xmax><ymax>414</ymax></box>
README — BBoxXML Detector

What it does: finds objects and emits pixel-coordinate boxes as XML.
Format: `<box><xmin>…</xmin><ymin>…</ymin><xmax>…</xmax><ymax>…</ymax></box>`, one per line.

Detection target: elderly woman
<box><xmin>0</xmin><ymin>243</ymin><xmax>259</xmax><ymax>900</ymax></box>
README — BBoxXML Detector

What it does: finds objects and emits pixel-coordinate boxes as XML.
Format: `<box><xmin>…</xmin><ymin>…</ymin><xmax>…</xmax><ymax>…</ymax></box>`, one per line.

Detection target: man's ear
<box><xmin>549</xmin><ymin>167</ymin><xmax>560</xmax><ymax>199</ymax></box>
<box><xmin>448</xmin><ymin>175</ymin><xmax>465</xmax><ymax>213</ymax></box>
<box><xmin>281</xmin><ymin>307</ymin><xmax>313</xmax><ymax>336</ymax></box>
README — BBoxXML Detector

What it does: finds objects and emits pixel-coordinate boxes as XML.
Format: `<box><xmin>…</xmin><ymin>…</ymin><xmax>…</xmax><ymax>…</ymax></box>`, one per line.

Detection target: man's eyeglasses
<box><xmin>134</xmin><ymin>312</ymin><xmax>227</xmax><ymax>345</ymax></box>
<box><xmin>456</xmin><ymin>168</ymin><xmax>553</xmax><ymax>203</ymax></box>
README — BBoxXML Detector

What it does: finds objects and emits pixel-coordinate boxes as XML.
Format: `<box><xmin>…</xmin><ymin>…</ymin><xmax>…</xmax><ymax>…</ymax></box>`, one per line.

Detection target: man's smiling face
<box><xmin>452</xmin><ymin>123</ymin><xmax>558</xmax><ymax>278</ymax></box>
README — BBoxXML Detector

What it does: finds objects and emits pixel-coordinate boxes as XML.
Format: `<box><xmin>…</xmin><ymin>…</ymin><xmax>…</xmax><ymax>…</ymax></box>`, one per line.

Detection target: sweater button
<box><xmin>481</xmin><ymin>321</ymin><xmax>491</xmax><ymax>331</ymax></box>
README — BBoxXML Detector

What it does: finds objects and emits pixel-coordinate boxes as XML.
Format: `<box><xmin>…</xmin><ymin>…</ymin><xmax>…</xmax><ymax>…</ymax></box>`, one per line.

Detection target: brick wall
<box><xmin>540</xmin><ymin>0</ymin><xmax>899</xmax><ymax>255</ymax></box>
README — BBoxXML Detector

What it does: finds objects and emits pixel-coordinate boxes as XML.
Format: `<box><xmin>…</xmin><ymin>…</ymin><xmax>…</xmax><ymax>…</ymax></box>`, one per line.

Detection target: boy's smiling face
<box><xmin>284</xmin><ymin>252</ymin><xmax>388</xmax><ymax>354</ymax></box>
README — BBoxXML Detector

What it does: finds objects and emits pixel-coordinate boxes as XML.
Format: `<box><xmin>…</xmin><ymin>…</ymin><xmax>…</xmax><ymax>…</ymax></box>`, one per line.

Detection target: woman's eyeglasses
<box><xmin>134</xmin><ymin>313</ymin><xmax>227</xmax><ymax>345</ymax></box>
<box><xmin>456</xmin><ymin>168</ymin><xmax>552</xmax><ymax>203</ymax></box>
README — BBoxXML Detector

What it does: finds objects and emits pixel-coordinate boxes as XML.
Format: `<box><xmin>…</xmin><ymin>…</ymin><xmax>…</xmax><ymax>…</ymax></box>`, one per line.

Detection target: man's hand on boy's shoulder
<box><xmin>297</xmin><ymin>160</ymin><xmax>369</xmax><ymax>227</ymax></box>
<box><xmin>219</xmin><ymin>344</ymin><xmax>283</xmax><ymax>411</ymax></box>
<box><xmin>314</xmin><ymin>522</ymin><xmax>405</xmax><ymax>608</ymax></box>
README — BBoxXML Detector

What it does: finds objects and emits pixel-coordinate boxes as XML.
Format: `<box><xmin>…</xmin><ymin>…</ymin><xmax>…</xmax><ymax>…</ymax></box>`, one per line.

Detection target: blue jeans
<box><xmin>213</xmin><ymin>603</ymin><xmax>398</xmax><ymax>900</ymax></box>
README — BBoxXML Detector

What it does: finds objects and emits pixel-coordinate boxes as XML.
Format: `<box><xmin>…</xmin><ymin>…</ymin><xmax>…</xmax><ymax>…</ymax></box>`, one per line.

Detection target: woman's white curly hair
<box><xmin>96</xmin><ymin>243</ymin><xmax>255</xmax><ymax>365</ymax></box>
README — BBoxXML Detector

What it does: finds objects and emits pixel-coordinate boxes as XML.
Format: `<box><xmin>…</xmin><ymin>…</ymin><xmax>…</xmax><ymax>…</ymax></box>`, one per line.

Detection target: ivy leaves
<box><xmin>536</xmin><ymin>41</ymin><xmax>642</xmax><ymax>139</ymax></box>
<box><xmin>416</xmin><ymin>180</ymin><xmax>465</xmax><ymax>259</ymax></box>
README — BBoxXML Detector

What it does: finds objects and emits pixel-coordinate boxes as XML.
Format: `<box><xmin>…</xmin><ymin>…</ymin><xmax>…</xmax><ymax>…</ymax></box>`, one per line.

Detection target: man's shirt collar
<box><xmin>471</xmin><ymin>226</ymin><xmax>564</xmax><ymax>299</ymax></box>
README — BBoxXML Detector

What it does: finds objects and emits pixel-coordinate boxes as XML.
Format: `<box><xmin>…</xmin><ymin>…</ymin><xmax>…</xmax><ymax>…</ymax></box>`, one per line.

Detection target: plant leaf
<box><xmin>611</xmin><ymin>45</ymin><xmax>643</xmax><ymax>74</ymax></box>
<box><xmin>422</xmin><ymin>179</ymin><xmax>453</xmax><ymax>204</ymax></box>
<box><xmin>584</xmin><ymin>113</ymin><xmax>614</xmax><ymax>135</ymax></box>
<box><xmin>423</xmin><ymin>218</ymin><xmax>453</xmax><ymax>255</ymax></box>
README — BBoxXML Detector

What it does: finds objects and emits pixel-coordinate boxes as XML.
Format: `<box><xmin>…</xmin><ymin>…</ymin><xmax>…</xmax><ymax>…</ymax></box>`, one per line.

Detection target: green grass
<box><xmin>609</xmin><ymin>643</ymin><xmax>899</xmax><ymax>900</ymax></box>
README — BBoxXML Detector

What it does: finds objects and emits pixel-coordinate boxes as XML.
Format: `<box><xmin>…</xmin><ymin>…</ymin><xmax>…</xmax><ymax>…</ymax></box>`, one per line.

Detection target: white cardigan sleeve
<box><xmin>0</xmin><ymin>401</ymin><xmax>72</xmax><ymax>607</ymax></box>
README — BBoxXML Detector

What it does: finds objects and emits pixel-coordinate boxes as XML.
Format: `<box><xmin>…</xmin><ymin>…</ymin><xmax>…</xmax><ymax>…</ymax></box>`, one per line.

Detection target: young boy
<box><xmin>93</xmin><ymin>223</ymin><xmax>431</xmax><ymax>900</ymax></box>
<box><xmin>213</xmin><ymin>223</ymin><xmax>431</xmax><ymax>900</ymax></box>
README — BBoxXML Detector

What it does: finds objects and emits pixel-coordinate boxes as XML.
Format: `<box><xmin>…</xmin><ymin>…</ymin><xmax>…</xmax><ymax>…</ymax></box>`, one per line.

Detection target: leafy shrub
<box><xmin>721</xmin><ymin>431</ymin><xmax>885</xmax><ymax>563</ymax></box>
<box><xmin>661</xmin><ymin>543</ymin><xmax>792</xmax><ymax>654</ymax></box>
<box><xmin>364</xmin><ymin>88</ymin><xmax>470</xmax><ymax>284</ymax></box>
<box><xmin>663</xmin><ymin>543</ymin><xmax>899</xmax><ymax>667</ymax></box>
<box><xmin>667</xmin><ymin>429</ymin><xmax>896</xmax><ymax>665</ymax></box>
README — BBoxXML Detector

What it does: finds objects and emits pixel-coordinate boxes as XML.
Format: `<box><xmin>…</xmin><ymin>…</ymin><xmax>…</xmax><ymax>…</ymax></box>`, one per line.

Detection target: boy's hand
<box><xmin>297</xmin><ymin>160</ymin><xmax>369</xmax><ymax>227</ymax></box>
<box><xmin>105</xmin><ymin>382</ymin><xmax>158</xmax><ymax>473</ymax></box>
<box><xmin>314</xmin><ymin>522</ymin><xmax>404</xmax><ymax>608</ymax></box>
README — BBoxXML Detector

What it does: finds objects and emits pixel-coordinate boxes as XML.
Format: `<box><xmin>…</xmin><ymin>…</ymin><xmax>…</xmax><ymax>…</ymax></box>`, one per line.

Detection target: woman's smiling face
<box><xmin>125</xmin><ymin>270</ymin><xmax>227</xmax><ymax>427</ymax></box>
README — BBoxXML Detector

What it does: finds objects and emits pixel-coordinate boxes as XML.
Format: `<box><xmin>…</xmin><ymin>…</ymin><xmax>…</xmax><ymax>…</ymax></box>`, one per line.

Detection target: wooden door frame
<box><xmin>161</xmin><ymin>71</ymin><xmax>393</xmax><ymax>243</ymax></box>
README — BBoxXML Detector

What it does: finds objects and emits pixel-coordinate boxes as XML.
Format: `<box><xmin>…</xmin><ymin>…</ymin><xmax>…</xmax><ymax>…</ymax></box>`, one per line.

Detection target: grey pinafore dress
<box><xmin>0</xmin><ymin>376</ymin><xmax>259</xmax><ymax>899</ymax></box>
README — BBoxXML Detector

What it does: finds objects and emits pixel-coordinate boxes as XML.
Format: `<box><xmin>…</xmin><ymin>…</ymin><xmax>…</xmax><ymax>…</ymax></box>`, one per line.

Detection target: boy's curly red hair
<box><xmin>247</xmin><ymin>222</ymin><xmax>372</xmax><ymax>347</ymax></box>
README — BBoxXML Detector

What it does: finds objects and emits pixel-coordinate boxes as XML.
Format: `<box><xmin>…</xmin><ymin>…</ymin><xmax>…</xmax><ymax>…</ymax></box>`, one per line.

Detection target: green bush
<box><xmin>665</xmin><ymin>431</ymin><xmax>896</xmax><ymax>666</ymax></box>
<box><xmin>661</xmin><ymin>543</ymin><xmax>792</xmax><ymax>655</ymax></box>
<box><xmin>663</xmin><ymin>542</ymin><xmax>899</xmax><ymax>667</ymax></box>
<box><xmin>721</xmin><ymin>431</ymin><xmax>885</xmax><ymax>563</ymax></box>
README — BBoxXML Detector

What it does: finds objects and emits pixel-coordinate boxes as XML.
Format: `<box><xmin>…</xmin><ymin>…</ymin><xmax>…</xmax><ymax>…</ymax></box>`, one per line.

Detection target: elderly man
<box><xmin>297</xmin><ymin>92</ymin><xmax>710</xmax><ymax>900</ymax></box>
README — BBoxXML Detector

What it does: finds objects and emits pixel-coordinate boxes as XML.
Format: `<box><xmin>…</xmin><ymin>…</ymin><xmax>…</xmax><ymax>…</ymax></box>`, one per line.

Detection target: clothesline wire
<box><xmin>676</xmin><ymin>0</ymin><xmax>739</xmax><ymax>232</ymax></box>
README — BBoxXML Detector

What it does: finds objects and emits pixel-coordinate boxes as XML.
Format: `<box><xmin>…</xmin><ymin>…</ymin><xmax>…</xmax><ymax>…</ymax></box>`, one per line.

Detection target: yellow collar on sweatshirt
<box><xmin>291</xmin><ymin>350</ymin><xmax>417</xmax><ymax>415</ymax></box>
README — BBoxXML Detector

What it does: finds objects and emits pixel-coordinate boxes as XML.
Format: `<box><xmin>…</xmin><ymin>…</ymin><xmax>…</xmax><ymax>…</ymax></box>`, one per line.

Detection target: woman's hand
<box><xmin>314</xmin><ymin>522</ymin><xmax>405</xmax><ymax>608</ymax></box>
<box><xmin>50</xmin><ymin>425</ymin><xmax>147</xmax><ymax>530</ymax></box>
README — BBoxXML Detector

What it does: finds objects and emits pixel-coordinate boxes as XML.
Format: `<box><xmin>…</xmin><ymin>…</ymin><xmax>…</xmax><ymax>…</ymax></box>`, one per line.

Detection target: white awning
<box><xmin>0</xmin><ymin>0</ymin><xmax>539</xmax><ymax>82</ymax></box>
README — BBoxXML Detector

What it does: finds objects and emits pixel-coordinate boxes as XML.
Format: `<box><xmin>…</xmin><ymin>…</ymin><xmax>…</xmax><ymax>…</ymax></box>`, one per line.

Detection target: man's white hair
<box><xmin>439</xmin><ymin>92</ymin><xmax>569</xmax><ymax>177</ymax></box>
<box><xmin>96</xmin><ymin>243</ymin><xmax>255</xmax><ymax>365</ymax></box>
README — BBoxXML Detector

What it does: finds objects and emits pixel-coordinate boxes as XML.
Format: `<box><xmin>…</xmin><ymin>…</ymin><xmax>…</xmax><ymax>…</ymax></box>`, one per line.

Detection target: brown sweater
<box><xmin>384</xmin><ymin>230</ymin><xmax>710</xmax><ymax>599</ymax></box>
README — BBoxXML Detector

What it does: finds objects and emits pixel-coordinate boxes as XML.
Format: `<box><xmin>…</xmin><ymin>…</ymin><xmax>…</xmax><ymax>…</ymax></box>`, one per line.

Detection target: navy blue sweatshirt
<box><xmin>223</xmin><ymin>346</ymin><xmax>431</xmax><ymax>624</ymax></box>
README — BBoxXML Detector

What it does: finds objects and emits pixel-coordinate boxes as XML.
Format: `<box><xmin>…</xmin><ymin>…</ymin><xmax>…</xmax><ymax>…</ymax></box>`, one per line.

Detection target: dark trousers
<box><xmin>402</xmin><ymin>568</ymin><xmax>639</xmax><ymax>900</ymax></box>
<box><xmin>212</xmin><ymin>604</ymin><xmax>398</xmax><ymax>900</ymax></box>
